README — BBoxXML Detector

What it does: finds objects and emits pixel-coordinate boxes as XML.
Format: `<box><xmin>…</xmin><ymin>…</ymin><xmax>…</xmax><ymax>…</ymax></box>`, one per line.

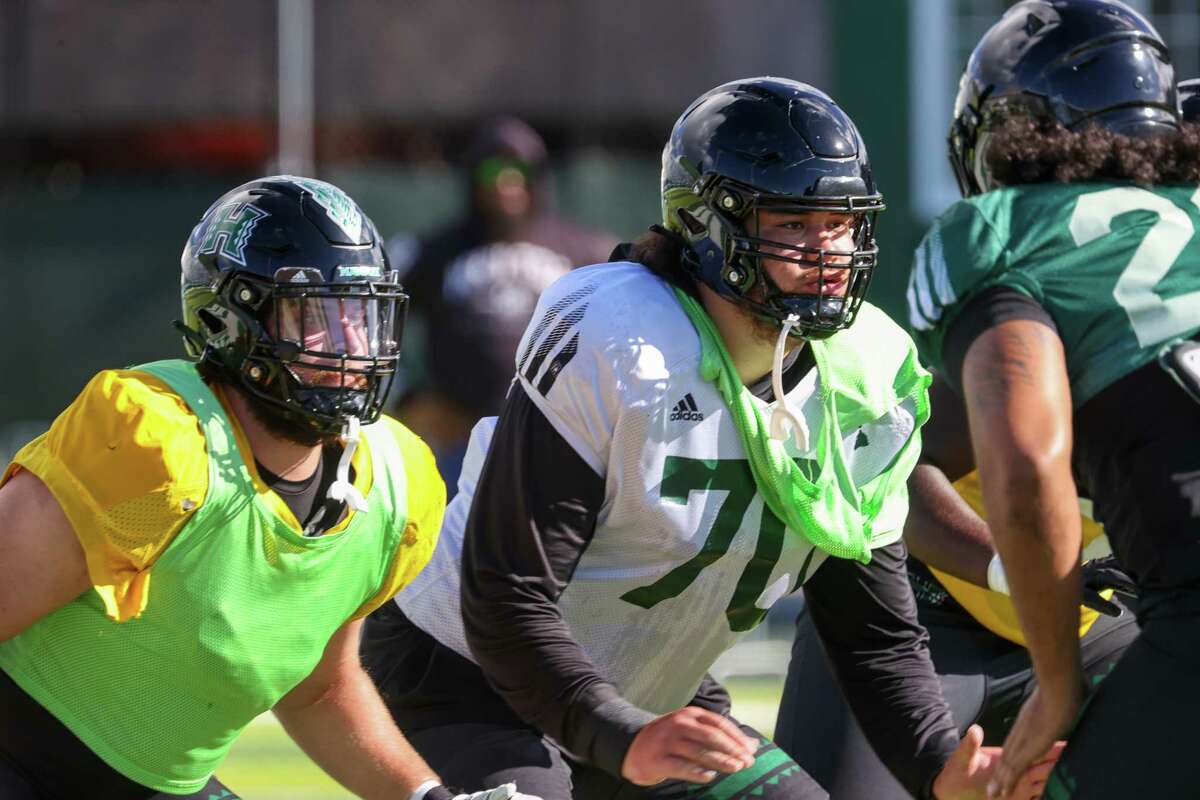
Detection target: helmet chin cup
<box><xmin>774</xmin><ymin>296</ymin><xmax>846</xmax><ymax>340</ymax></box>
<box><xmin>293</xmin><ymin>386</ymin><xmax>371</xmax><ymax>424</ymax></box>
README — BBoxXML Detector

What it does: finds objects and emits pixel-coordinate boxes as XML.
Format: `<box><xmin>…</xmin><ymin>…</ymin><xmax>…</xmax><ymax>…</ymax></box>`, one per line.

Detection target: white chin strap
<box><xmin>768</xmin><ymin>314</ymin><xmax>810</xmax><ymax>453</ymax></box>
<box><xmin>326</xmin><ymin>415</ymin><xmax>369</xmax><ymax>513</ymax></box>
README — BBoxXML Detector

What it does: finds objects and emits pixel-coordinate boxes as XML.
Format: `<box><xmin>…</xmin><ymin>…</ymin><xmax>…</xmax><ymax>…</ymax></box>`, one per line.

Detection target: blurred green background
<box><xmin>2</xmin><ymin>2</ymin><xmax>1195</xmax><ymax>796</ymax></box>
<box><xmin>6</xmin><ymin>0</ymin><xmax>1198</xmax><ymax>434</ymax></box>
<box><xmin>7</xmin><ymin>0</ymin><xmax>1197</xmax><ymax>435</ymax></box>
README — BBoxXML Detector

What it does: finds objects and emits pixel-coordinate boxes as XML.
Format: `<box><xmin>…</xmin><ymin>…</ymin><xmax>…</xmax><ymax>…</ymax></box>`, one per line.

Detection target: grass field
<box><xmin>219</xmin><ymin>675</ymin><xmax>785</xmax><ymax>799</ymax></box>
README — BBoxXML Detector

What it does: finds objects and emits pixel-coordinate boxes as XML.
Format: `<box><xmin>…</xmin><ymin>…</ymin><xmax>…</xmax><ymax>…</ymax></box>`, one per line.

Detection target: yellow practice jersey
<box><xmin>928</xmin><ymin>472</ymin><xmax>1109</xmax><ymax>646</ymax></box>
<box><xmin>3</xmin><ymin>367</ymin><xmax>444</xmax><ymax>622</ymax></box>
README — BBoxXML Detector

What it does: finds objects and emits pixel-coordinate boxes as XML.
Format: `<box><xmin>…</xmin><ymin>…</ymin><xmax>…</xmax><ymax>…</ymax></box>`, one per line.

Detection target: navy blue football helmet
<box><xmin>949</xmin><ymin>0</ymin><xmax>1179</xmax><ymax>196</ymax></box>
<box><xmin>661</xmin><ymin>77</ymin><xmax>885</xmax><ymax>339</ymax></box>
<box><xmin>179</xmin><ymin>176</ymin><xmax>406</xmax><ymax>435</ymax></box>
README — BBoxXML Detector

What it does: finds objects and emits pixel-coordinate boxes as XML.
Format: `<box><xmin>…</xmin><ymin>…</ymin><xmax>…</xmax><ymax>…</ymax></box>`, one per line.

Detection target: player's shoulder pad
<box><xmin>67</xmin><ymin>368</ymin><xmax>208</xmax><ymax>467</ymax></box>
<box><xmin>515</xmin><ymin>261</ymin><xmax>699</xmax><ymax>404</ymax></box>
<box><xmin>908</xmin><ymin>193</ymin><xmax>1013</xmax><ymax>333</ymax></box>
<box><xmin>817</xmin><ymin>303</ymin><xmax>930</xmax><ymax>425</ymax></box>
<box><xmin>25</xmin><ymin>367</ymin><xmax>210</xmax><ymax>536</ymax></box>
<box><xmin>827</xmin><ymin>301</ymin><xmax>918</xmax><ymax>367</ymax></box>
<box><xmin>376</xmin><ymin>414</ymin><xmax>442</xmax><ymax>491</ymax></box>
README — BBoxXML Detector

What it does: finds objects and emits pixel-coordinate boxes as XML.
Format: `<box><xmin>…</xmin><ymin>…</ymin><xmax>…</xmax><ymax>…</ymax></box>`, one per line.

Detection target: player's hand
<box><xmin>1080</xmin><ymin>556</ymin><xmax>1136</xmax><ymax>616</ymax></box>
<box><xmin>987</xmin><ymin>685</ymin><xmax>1080</xmax><ymax>799</ymax></box>
<box><xmin>932</xmin><ymin>725</ymin><xmax>1063</xmax><ymax>800</ymax></box>
<box><xmin>451</xmin><ymin>783</ymin><xmax>543</xmax><ymax>800</ymax></box>
<box><xmin>621</xmin><ymin>706</ymin><xmax>758</xmax><ymax>786</ymax></box>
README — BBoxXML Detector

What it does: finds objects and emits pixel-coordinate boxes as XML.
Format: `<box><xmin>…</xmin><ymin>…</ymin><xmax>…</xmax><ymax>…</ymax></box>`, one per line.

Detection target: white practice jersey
<box><xmin>400</xmin><ymin>262</ymin><xmax>922</xmax><ymax>713</ymax></box>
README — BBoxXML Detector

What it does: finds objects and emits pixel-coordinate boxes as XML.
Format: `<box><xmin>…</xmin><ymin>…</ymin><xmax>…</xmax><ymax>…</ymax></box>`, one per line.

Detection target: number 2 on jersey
<box><xmin>1070</xmin><ymin>186</ymin><xmax>1200</xmax><ymax>347</ymax></box>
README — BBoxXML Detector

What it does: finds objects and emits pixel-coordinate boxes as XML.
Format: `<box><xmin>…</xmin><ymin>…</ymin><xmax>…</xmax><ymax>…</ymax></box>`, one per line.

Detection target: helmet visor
<box><xmin>272</xmin><ymin>294</ymin><xmax>398</xmax><ymax>358</ymax></box>
<box><xmin>266</xmin><ymin>267</ymin><xmax>404</xmax><ymax>388</ymax></box>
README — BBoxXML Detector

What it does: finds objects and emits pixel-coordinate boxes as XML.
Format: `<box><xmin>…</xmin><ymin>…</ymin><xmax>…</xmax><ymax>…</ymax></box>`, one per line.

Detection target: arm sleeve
<box><xmin>460</xmin><ymin>383</ymin><xmax>654</xmax><ymax>776</ymax></box>
<box><xmin>906</xmin><ymin>199</ymin><xmax>1014</xmax><ymax>373</ymax></box>
<box><xmin>804</xmin><ymin>540</ymin><xmax>959</xmax><ymax>800</ymax></box>
<box><xmin>688</xmin><ymin>673</ymin><xmax>733</xmax><ymax>715</ymax></box>
<box><xmin>350</xmin><ymin>417</ymin><xmax>447</xmax><ymax>620</ymax></box>
<box><xmin>3</xmin><ymin>369</ymin><xmax>208</xmax><ymax>621</ymax></box>
<box><xmin>941</xmin><ymin>286</ymin><xmax>1059</xmax><ymax>394</ymax></box>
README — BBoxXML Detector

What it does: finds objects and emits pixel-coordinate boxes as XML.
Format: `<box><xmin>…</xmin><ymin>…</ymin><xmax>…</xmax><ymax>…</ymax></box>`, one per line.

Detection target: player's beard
<box><xmin>744</xmin><ymin>309</ymin><xmax>788</xmax><ymax>346</ymax></box>
<box><xmin>243</xmin><ymin>390</ymin><xmax>341</xmax><ymax>448</ymax></box>
<box><xmin>741</xmin><ymin>281</ymin><xmax>802</xmax><ymax>347</ymax></box>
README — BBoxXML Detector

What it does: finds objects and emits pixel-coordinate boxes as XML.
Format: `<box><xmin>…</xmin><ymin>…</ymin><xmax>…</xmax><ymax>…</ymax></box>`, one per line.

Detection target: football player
<box><xmin>902</xmin><ymin>2</ymin><xmax>1200</xmax><ymax>796</ymax></box>
<box><xmin>775</xmin><ymin>374</ymin><xmax>1139</xmax><ymax>798</ymax></box>
<box><xmin>363</xmin><ymin>78</ymin><xmax>1059</xmax><ymax>800</ymax></box>
<box><xmin>0</xmin><ymin>177</ymin><xmax>533</xmax><ymax>800</ymax></box>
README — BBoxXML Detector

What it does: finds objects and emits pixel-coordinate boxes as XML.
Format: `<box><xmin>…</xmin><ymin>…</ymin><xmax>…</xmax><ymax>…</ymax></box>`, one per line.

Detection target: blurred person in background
<box><xmin>390</xmin><ymin>117</ymin><xmax>614</xmax><ymax>490</ymax></box>
<box><xmin>894</xmin><ymin>2</ymin><xmax>1200</xmax><ymax>796</ymax></box>
<box><xmin>364</xmin><ymin>77</ymin><xmax>1061</xmax><ymax>800</ymax></box>
<box><xmin>775</xmin><ymin>375</ymin><xmax>1139</xmax><ymax>798</ymax></box>
<box><xmin>0</xmin><ymin>176</ymin><xmax>535</xmax><ymax>800</ymax></box>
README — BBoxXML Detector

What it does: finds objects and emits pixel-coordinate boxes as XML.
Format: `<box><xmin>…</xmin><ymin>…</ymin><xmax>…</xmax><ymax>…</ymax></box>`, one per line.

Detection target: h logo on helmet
<box><xmin>193</xmin><ymin>202</ymin><xmax>270</xmax><ymax>267</ymax></box>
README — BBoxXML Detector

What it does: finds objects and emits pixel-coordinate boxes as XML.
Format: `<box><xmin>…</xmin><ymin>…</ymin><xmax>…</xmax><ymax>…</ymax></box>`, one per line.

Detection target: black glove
<box><xmin>1081</xmin><ymin>555</ymin><xmax>1136</xmax><ymax>617</ymax></box>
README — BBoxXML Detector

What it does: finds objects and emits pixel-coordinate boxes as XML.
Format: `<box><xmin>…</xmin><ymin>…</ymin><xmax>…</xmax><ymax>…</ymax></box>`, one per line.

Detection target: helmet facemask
<box><xmin>197</xmin><ymin>267</ymin><xmax>407</xmax><ymax>438</ymax></box>
<box><xmin>680</xmin><ymin>178</ymin><xmax>882</xmax><ymax>340</ymax></box>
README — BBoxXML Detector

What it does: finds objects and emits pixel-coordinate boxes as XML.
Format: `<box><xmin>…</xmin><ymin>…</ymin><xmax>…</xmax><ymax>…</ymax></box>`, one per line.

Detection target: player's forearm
<box><xmin>904</xmin><ymin>462</ymin><xmax>995</xmax><ymax>587</ymax></box>
<box><xmin>274</xmin><ymin>663</ymin><xmax>437</xmax><ymax>799</ymax></box>
<box><xmin>982</xmin><ymin>459</ymin><xmax>1084</xmax><ymax>697</ymax></box>
<box><xmin>461</xmin><ymin>578</ymin><xmax>655</xmax><ymax>774</ymax></box>
<box><xmin>806</xmin><ymin>541</ymin><xmax>959</xmax><ymax>798</ymax></box>
<box><xmin>963</xmin><ymin>320</ymin><xmax>1084</xmax><ymax>698</ymax></box>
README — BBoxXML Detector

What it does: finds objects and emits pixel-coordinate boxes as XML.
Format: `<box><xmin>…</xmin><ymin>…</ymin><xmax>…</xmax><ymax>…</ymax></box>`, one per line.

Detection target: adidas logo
<box><xmin>670</xmin><ymin>393</ymin><xmax>705</xmax><ymax>422</ymax></box>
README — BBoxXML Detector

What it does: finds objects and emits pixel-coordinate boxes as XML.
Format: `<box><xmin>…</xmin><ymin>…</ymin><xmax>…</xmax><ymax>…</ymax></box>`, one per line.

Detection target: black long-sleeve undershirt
<box><xmin>459</xmin><ymin>383</ymin><xmax>649</xmax><ymax>775</ymax></box>
<box><xmin>460</xmin><ymin>378</ymin><xmax>957</xmax><ymax>794</ymax></box>
<box><xmin>805</xmin><ymin>541</ymin><xmax>959</xmax><ymax>798</ymax></box>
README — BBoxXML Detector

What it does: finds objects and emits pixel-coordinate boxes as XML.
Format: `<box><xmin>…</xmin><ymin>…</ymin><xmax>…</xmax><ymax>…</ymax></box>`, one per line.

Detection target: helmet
<box><xmin>179</xmin><ymin>175</ymin><xmax>406</xmax><ymax>436</ymax></box>
<box><xmin>661</xmin><ymin>77</ymin><xmax>885</xmax><ymax>339</ymax></box>
<box><xmin>949</xmin><ymin>0</ymin><xmax>1178</xmax><ymax>197</ymax></box>
<box><xmin>1180</xmin><ymin>78</ymin><xmax>1200</xmax><ymax>122</ymax></box>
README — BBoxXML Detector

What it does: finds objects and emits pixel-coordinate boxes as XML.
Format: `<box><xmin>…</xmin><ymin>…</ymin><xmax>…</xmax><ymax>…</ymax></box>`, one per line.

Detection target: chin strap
<box><xmin>326</xmin><ymin>415</ymin><xmax>369</xmax><ymax>513</ymax></box>
<box><xmin>768</xmin><ymin>314</ymin><xmax>810</xmax><ymax>453</ymax></box>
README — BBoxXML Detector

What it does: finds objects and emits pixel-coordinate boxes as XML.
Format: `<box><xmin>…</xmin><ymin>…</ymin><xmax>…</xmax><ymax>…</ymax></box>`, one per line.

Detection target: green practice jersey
<box><xmin>0</xmin><ymin>360</ymin><xmax>440</xmax><ymax>794</ymax></box>
<box><xmin>906</xmin><ymin>183</ymin><xmax>1200</xmax><ymax>405</ymax></box>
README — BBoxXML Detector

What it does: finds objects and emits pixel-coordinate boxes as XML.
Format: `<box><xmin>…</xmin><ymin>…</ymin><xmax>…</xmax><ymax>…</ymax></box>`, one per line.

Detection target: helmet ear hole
<box><xmin>197</xmin><ymin>309</ymin><xmax>224</xmax><ymax>335</ymax></box>
<box><xmin>676</xmin><ymin>208</ymin><xmax>707</xmax><ymax>236</ymax></box>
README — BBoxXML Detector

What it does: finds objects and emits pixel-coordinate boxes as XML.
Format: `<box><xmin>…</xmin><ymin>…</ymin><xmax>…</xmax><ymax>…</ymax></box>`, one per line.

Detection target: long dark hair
<box><xmin>625</xmin><ymin>225</ymin><xmax>700</xmax><ymax>298</ymax></box>
<box><xmin>986</xmin><ymin>117</ymin><xmax>1200</xmax><ymax>187</ymax></box>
